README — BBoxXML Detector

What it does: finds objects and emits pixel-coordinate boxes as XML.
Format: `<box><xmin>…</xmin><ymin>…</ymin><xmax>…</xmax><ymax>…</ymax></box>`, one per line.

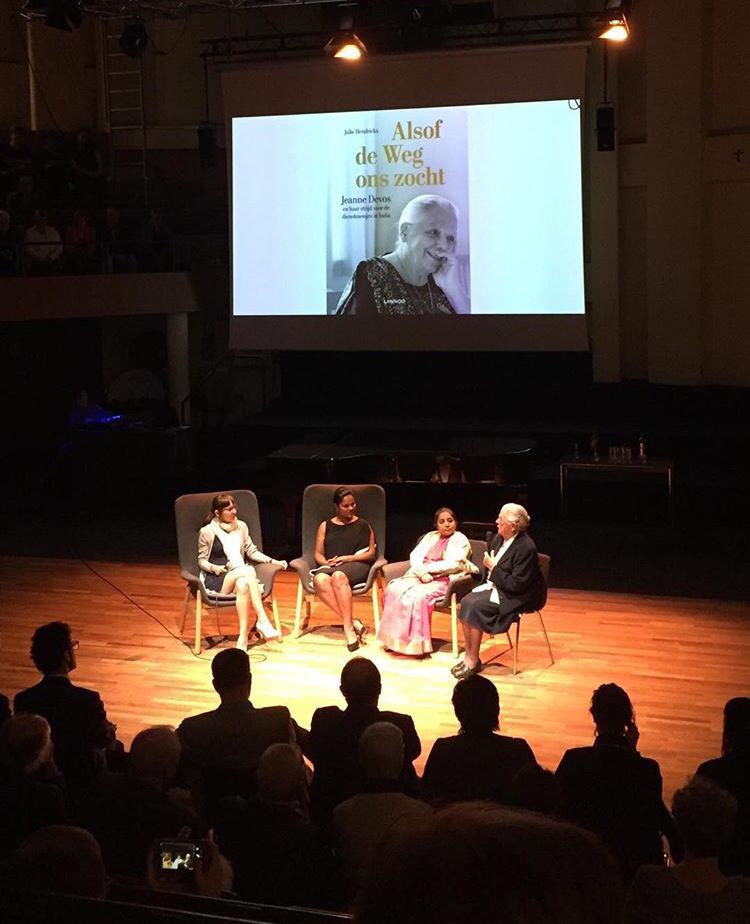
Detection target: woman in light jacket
<box><xmin>377</xmin><ymin>508</ymin><xmax>475</xmax><ymax>656</ymax></box>
<box><xmin>198</xmin><ymin>493</ymin><xmax>286</xmax><ymax>649</ymax></box>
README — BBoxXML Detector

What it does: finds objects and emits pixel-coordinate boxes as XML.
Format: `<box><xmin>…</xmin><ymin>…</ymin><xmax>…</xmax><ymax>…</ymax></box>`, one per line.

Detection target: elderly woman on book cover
<box><xmin>336</xmin><ymin>194</ymin><xmax>469</xmax><ymax>316</ymax></box>
<box><xmin>378</xmin><ymin>508</ymin><xmax>476</xmax><ymax>656</ymax></box>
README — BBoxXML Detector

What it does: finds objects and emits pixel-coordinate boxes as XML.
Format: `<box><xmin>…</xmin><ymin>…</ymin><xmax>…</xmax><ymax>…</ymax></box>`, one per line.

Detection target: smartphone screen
<box><xmin>159</xmin><ymin>841</ymin><xmax>203</xmax><ymax>872</ymax></box>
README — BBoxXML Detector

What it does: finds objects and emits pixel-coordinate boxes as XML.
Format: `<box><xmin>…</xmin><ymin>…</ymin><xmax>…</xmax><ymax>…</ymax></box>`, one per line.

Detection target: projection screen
<box><xmin>224</xmin><ymin>43</ymin><xmax>590</xmax><ymax>351</ymax></box>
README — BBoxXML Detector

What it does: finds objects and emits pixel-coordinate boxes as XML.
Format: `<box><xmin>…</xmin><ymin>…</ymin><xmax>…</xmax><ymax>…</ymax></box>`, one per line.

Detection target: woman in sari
<box><xmin>378</xmin><ymin>508</ymin><xmax>475</xmax><ymax>656</ymax></box>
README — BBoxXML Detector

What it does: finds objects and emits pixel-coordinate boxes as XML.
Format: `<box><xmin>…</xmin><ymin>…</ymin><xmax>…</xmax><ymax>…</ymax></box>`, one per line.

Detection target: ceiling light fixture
<box><xmin>325</xmin><ymin>29</ymin><xmax>367</xmax><ymax>60</ymax></box>
<box><xmin>600</xmin><ymin>14</ymin><xmax>629</xmax><ymax>42</ymax></box>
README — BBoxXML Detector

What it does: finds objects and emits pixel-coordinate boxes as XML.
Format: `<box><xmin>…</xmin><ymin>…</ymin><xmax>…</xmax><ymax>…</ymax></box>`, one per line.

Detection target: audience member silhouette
<box><xmin>0</xmin><ymin>692</ymin><xmax>10</xmax><ymax>727</ymax></box>
<box><xmin>14</xmin><ymin>622</ymin><xmax>114</xmax><ymax>785</ymax></box>
<box><xmin>626</xmin><ymin>776</ymin><xmax>750</xmax><ymax>923</ymax></box>
<box><xmin>177</xmin><ymin>648</ymin><xmax>301</xmax><ymax>820</ymax></box>
<box><xmin>303</xmin><ymin>657</ymin><xmax>421</xmax><ymax>822</ymax></box>
<box><xmin>0</xmin><ymin>714</ymin><xmax>66</xmax><ymax>859</ymax></box>
<box><xmin>696</xmin><ymin>696</ymin><xmax>750</xmax><ymax>876</ymax></box>
<box><xmin>334</xmin><ymin>722</ymin><xmax>432</xmax><ymax>896</ymax></box>
<box><xmin>5</xmin><ymin>825</ymin><xmax>107</xmax><ymax>899</ymax></box>
<box><xmin>80</xmin><ymin>725</ymin><xmax>201</xmax><ymax>878</ymax></box>
<box><xmin>556</xmin><ymin>683</ymin><xmax>679</xmax><ymax>883</ymax></box>
<box><xmin>215</xmin><ymin>743</ymin><xmax>335</xmax><ymax>908</ymax></box>
<box><xmin>355</xmin><ymin>802</ymin><xmax>624</xmax><ymax>924</ymax></box>
<box><xmin>508</xmin><ymin>761</ymin><xmax>565</xmax><ymax>817</ymax></box>
<box><xmin>69</xmin><ymin>129</ymin><xmax>104</xmax><ymax>207</ymax></box>
<box><xmin>421</xmin><ymin>674</ymin><xmax>536</xmax><ymax>805</ymax></box>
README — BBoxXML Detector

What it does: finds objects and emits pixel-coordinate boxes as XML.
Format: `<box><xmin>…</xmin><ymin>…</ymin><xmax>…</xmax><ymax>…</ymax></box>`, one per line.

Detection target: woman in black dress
<box><xmin>313</xmin><ymin>487</ymin><xmax>376</xmax><ymax>651</ymax></box>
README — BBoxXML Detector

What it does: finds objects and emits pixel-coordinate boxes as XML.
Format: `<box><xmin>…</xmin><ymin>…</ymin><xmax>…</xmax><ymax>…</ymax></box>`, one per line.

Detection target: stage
<box><xmin>2</xmin><ymin>554</ymin><xmax>749</xmax><ymax>802</ymax></box>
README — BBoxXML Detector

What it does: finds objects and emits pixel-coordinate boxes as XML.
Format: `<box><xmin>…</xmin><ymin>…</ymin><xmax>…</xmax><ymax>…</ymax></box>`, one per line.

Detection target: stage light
<box><xmin>119</xmin><ymin>20</ymin><xmax>148</xmax><ymax>58</ymax></box>
<box><xmin>325</xmin><ymin>30</ymin><xmax>367</xmax><ymax>60</ymax></box>
<box><xmin>600</xmin><ymin>15</ymin><xmax>629</xmax><ymax>41</ymax></box>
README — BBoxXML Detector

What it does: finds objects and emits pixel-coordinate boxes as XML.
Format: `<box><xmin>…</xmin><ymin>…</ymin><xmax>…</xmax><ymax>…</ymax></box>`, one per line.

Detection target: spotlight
<box><xmin>324</xmin><ymin>30</ymin><xmax>367</xmax><ymax>60</ymax></box>
<box><xmin>119</xmin><ymin>19</ymin><xmax>148</xmax><ymax>58</ymax></box>
<box><xmin>600</xmin><ymin>14</ymin><xmax>629</xmax><ymax>41</ymax></box>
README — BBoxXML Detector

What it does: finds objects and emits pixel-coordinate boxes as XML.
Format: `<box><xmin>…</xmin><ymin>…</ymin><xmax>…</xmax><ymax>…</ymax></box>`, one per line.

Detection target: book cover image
<box><xmin>325</xmin><ymin>105</ymin><xmax>471</xmax><ymax>316</ymax></box>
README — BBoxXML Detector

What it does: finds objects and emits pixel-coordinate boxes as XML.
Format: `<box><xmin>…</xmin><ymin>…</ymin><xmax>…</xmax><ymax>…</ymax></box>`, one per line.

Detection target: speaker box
<box><xmin>198</xmin><ymin>124</ymin><xmax>216</xmax><ymax>167</ymax></box>
<box><xmin>596</xmin><ymin>105</ymin><xmax>615</xmax><ymax>152</ymax></box>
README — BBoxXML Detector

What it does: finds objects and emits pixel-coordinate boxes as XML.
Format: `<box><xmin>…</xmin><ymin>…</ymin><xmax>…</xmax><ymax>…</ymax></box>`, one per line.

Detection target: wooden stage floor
<box><xmin>2</xmin><ymin>555</ymin><xmax>749</xmax><ymax>803</ymax></box>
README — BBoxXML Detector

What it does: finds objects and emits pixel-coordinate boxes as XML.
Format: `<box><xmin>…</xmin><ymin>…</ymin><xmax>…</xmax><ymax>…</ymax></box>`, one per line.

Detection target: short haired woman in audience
<box><xmin>556</xmin><ymin>683</ymin><xmax>680</xmax><ymax>884</ymax></box>
<box><xmin>313</xmin><ymin>487</ymin><xmax>376</xmax><ymax>652</ymax></box>
<box><xmin>377</xmin><ymin>508</ymin><xmax>474</xmax><ymax>656</ymax></box>
<box><xmin>198</xmin><ymin>493</ymin><xmax>287</xmax><ymax>650</ymax></box>
<box><xmin>626</xmin><ymin>776</ymin><xmax>750</xmax><ymax>923</ymax></box>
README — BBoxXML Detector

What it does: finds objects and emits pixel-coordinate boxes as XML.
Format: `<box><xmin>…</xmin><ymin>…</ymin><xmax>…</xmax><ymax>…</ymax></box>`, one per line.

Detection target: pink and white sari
<box><xmin>377</xmin><ymin>536</ymin><xmax>452</xmax><ymax>656</ymax></box>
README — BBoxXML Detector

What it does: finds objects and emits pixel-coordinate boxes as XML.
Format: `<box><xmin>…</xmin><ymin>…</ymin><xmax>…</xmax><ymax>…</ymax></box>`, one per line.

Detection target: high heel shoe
<box><xmin>353</xmin><ymin>619</ymin><xmax>369</xmax><ymax>643</ymax></box>
<box><xmin>346</xmin><ymin>637</ymin><xmax>360</xmax><ymax>653</ymax></box>
<box><xmin>255</xmin><ymin>619</ymin><xmax>280</xmax><ymax>641</ymax></box>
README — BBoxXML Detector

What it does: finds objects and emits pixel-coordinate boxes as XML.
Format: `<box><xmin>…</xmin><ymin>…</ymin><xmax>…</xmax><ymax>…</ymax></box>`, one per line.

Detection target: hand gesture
<box><xmin>419</xmin><ymin>572</ymin><xmax>433</xmax><ymax>584</ymax></box>
<box><xmin>432</xmin><ymin>254</ymin><xmax>456</xmax><ymax>290</ymax></box>
<box><xmin>483</xmin><ymin>551</ymin><xmax>496</xmax><ymax>570</ymax></box>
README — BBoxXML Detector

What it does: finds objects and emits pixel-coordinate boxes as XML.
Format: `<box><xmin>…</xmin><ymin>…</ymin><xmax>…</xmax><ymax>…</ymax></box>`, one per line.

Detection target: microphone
<box><xmin>485</xmin><ymin>530</ymin><xmax>494</xmax><ymax>547</ymax></box>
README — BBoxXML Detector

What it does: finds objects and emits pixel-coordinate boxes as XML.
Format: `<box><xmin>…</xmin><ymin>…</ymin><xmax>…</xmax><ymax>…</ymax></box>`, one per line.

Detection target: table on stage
<box><xmin>559</xmin><ymin>456</ymin><xmax>675</xmax><ymax>524</ymax></box>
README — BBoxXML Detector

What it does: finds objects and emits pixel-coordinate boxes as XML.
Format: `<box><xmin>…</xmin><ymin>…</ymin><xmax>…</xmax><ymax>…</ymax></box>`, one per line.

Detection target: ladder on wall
<box><xmin>100</xmin><ymin>18</ymin><xmax>148</xmax><ymax>203</ymax></box>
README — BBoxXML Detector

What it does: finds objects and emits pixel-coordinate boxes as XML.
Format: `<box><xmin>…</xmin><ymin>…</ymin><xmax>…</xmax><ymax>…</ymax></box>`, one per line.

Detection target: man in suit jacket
<box><xmin>177</xmin><ymin>648</ymin><xmax>301</xmax><ymax>817</ymax></box>
<box><xmin>453</xmin><ymin>504</ymin><xmax>546</xmax><ymax>680</ymax></box>
<box><xmin>303</xmin><ymin>657</ymin><xmax>421</xmax><ymax>824</ymax></box>
<box><xmin>14</xmin><ymin>622</ymin><xmax>113</xmax><ymax>785</ymax></box>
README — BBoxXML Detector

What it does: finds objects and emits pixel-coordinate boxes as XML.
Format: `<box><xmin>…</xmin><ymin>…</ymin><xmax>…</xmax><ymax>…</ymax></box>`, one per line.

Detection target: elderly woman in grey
<box><xmin>336</xmin><ymin>194</ymin><xmax>469</xmax><ymax>316</ymax></box>
<box><xmin>452</xmin><ymin>503</ymin><xmax>546</xmax><ymax>680</ymax></box>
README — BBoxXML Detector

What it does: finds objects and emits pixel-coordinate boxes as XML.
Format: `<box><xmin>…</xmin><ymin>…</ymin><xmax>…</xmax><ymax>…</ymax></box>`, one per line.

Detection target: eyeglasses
<box><xmin>71</xmin><ymin>640</ymin><xmax>79</xmax><ymax>650</ymax></box>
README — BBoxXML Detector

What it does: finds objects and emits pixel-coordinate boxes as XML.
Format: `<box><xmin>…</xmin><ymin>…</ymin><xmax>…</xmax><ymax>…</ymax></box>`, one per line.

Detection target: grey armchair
<box><xmin>174</xmin><ymin>490</ymin><xmax>284</xmax><ymax>654</ymax></box>
<box><xmin>289</xmin><ymin>484</ymin><xmax>387</xmax><ymax>638</ymax></box>
<box><xmin>381</xmin><ymin>537</ymin><xmax>485</xmax><ymax>659</ymax></box>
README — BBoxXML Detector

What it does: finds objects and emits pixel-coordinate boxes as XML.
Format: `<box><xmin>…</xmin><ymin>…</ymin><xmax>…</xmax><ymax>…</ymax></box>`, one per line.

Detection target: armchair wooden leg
<box><xmin>538</xmin><ymin>610</ymin><xmax>554</xmax><ymax>666</ymax></box>
<box><xmin>271</xmin><ymin>593</ymin><xmax>282</xmax><ymax>641</ymax></box>
<box><xmin>179</xmin><ymin>586</ymin><xmax>190</xmax><ymax>634</ymax></box>
<box><xmin>512</xmin><ymin>619</ymin><xmax>520</xmax><ymax>675</ymax></box>
<box><xmin>451</xmin><ymin>596</ymin><xmax>459</xmax><ymax>660</ymax></box>
<box><xmin>194</xmin><ymin>594</ymin><xmax>203</xmax><ymax>656</ymax></box>
<box><xmin>372</xmin><ymin>582</ymin><xmax>381</xmax><ymax>635</ymax></box>
<box><xmin>293</xmin><ymin>582</ymin><xmax>304</xmax><ymax>638</ymax></box>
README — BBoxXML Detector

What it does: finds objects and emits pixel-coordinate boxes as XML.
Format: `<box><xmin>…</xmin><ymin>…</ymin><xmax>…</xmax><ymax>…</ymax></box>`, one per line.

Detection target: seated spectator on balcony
<box><xmin>6</xmin><ymin>174</ymin><xmax>40</xmax><ymax>229</ymax></box>
<box><xmin>69</xmin><ymin>128</ymin><xmax>104</xmax><ymax>206</ymax></box>
<box><xmin>65</xmin><ymin>209</ymin><xmax>97</xmax><ymax>274</ymax></box>
<box><xmin>0</xmin><ymin>714</ymin><xmax>66</xmax><ymax>859</ymax></box>
<box><xmin>14</xmin><ymin>621</ymin><xmax>116</xmax><ymax>785</ymax></box>
<box><xmin>101</xmin><ymin>205</ymin><xmax>137</xmax><ymax>272</ymax></box>
<box><xmin>216</xmin><ymin>743</ymin><xmax>336</xmax><ymax>908</ymax></box>
<box><xmin>41</xmin><ymin>134</ymin><xmax>72</xmax><ymax>208</ymax></box>
<box><xmin>1</xmin><ymin>126</ymin><xmax>38</xmax><ymax>194</ymax></box>
<box><xmin>696</xmin><ymin>696</ymin><xmax>750</xmax><ymax>876</ymax></box>
<box><xmin>421</xmin><ymin>675</ymin><xmax>536</xmax><ymax>806</ymax></box>
<box><xmin>303</xmin><ymin>658</ymin><xmax>421</xmax><ymax>824</ymax></box>
<box><xmin>626</xmin><ymin>776</ymin><xmax>750</xmax><ymax>924</ymax></box>
<box><xmin>141</xmin><ymin>206</ymin><xmax>174</xmax><ymax>271</ymax></box>
<box><xmin>334</xmin><ymin>722</ymin><xmax>432</xmax><ymax>896</ymax></box>
<box><xmin>0</xmin><ymin>209</ymin><xmax>16</xmax><ymax>276</ymax></box>
<box><xmin>24</xmin><ymin>209</ymin><xmax>63</xmax><ymax>275</ymax></box>
<box><xmin>355</xmin><ymin>802</ymin><xmax>624</xmax><ymax>924</ymax></box>
<box><xmin>80</xmin><ymin>725</ymin><xmax>202</xmax><ymax>879</ymax></box>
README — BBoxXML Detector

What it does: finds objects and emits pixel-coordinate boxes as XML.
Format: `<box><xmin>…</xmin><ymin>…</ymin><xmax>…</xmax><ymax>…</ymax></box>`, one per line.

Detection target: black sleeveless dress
<box><xmin>317</xmin><ymin>517</ymin><xmax>373</xmax><ymax>587</ymax></box>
